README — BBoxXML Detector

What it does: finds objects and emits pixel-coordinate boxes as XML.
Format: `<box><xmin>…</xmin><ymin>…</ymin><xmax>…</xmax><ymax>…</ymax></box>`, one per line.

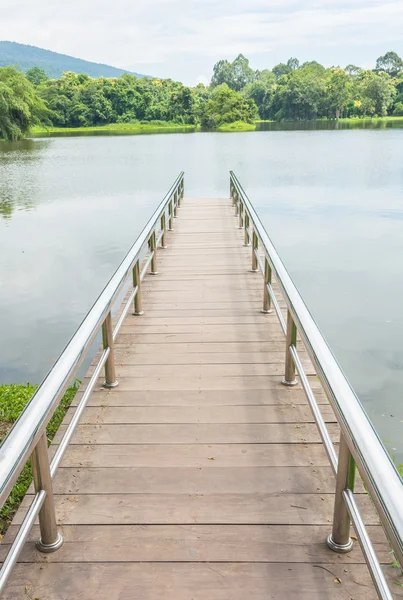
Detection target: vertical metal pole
<box><xmin>234</xmin><ymin>193</ymin><xmax>239</xmax><ymax>217</ymax></box>
<box><xmin>244</xmin><ymin>213</ymin><xmax>250</xmax><ymax>246</ymax></box>
<box><xmin>133</xmin><ymin>260</ymin><xmax>143</xmax><ymax>315</ymax></box>
<box><xmin>327</xmin><ymin>433</ymin><xmax>355</xmax><ymax>553</ymax></box>
<box><xmin>282</xmin><ymin>310</ymin><xmax>298</xmax><ymax>386</ymax></box>
<box><xmin>174</xmin><ymin>191</ymin><xmax>178</xmax><ymax>218</ymax></box>
<box><xmin>161</xmin><ymin>214</ymin><xmax>167</xmax><ymax>249</ymax></box>
<box><xmin>150</xmin><ymin>231</ymin><xmax>158</xmax><ymax>275</ymax></box>
<box><xmin>238</xmin><ymin>201</ymin><xmax>243</xmax><ymax>229</ymax></box>
<box><xmin>251</xmin><ymin>231</ymin><xmax>259</xmax><ymax>272</ymax></box>
<box><xmin>230</xmin><ymin>182</ymin><xmax>235</xmax><ymax>205</ymax></box>
<box><xmin>102</xmin><ymin>311</ymin><xmax>118</xmax><ymax>387</ymax></box>
<box><xmin>262</xmin><ymin>258</ymin><xmax>273</xmax><ymax>314</ymax></box>
<box><xmin>32</xmin><ymin>433</ymin><xmax>63</xmax><ymax>553</ymax></box>
<box><xmin>168</xmin><ymin>200</ymin><xmax>174</xmax><ymax>230</ymax></box>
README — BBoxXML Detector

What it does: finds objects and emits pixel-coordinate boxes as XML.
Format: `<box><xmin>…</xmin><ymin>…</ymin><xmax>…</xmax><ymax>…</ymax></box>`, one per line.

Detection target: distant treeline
<box><xmin>1</xmin><ymin>51</ymin><xmax>403</xmax><ymax>140</ymax></box>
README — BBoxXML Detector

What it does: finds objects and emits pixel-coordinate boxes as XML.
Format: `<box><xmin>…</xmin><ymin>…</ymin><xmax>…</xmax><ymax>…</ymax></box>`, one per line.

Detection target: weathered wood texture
<box><xmin>2</xmin><ymin>197</ymin><xmax>402</xmax><ymax>598</ymax></box>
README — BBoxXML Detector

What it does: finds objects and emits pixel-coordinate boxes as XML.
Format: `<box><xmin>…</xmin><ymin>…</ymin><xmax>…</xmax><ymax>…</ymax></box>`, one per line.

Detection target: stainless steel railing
<box><xmin>0</xmin><ymin>172</ymin><xmax>184</xmax><ymax>594</ymax></box>
<box><xmin>230</xmin><ymin>171</ymin><xmax>403</xmax><ymax>600</ymax></box>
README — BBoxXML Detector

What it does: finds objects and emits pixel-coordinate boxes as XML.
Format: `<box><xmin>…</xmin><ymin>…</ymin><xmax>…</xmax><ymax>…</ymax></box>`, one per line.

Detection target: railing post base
<box><xmin>103</xmin><ymin>379</ymin><xmax>119</xmax><ymax>388</ymax></box>
<box><xmin>326</xmin><ymin>534</ymin><xmax>354</xmax><ymax>554</ymax></box>
<box><xmin>150</xmin><ymin>271</ymin><xmax>159</xmax><ymax>276</ymax></box>
<box><xmin>261</xmin><ymin>308</ymin><xmax>273</xmax><ymax>314</ymax></box>
<box><xmin>281</xmin><ymin>377</ymin><xmax>298</xmax><ymax>387</ymax></box>
<box><xmin>36</xmin><ymin>531</ymin><xmax>64</xmax><ymax>553</ymax></box>
<box><xmin>133</xmin><ymin>310</ymin><xmax>144</xmax><ymax>316</ymax></box>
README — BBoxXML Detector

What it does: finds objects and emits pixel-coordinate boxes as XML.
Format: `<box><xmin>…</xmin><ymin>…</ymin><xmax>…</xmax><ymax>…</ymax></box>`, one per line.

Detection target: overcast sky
<box><xmin>1</xmin><ymin>0</ymin><xmax>403</xmax><ymax>85</ymax></box>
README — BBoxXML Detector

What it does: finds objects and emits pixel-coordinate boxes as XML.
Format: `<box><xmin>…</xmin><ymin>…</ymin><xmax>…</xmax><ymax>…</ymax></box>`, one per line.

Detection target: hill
<box><xmin>0</xmin><ymin>41</ymin><xmax>148</xmax><ymax>79</ymax></box>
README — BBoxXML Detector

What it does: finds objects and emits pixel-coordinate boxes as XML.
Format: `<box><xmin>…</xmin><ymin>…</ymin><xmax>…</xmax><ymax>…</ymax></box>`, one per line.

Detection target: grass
<box><xmin>0</xmin><ymin>381</ymin><xmax>79</xmax><ymax>534</ymax></box>
<box><xmin>31</xmin><ymin>121</ymin><xmax>196</xmax><ymax>137</ymax></box>
<box><xmin>217</xmin><ymin>121</ymin><xmax>256</xmax><ymax>132</ymax></box>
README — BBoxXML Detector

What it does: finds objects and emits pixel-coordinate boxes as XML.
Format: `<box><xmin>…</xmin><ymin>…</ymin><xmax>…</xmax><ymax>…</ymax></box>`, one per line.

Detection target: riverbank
<box><xmin>29</xmin><ymin>116</ymin><xmax>403</xmax><ymax>138</ymax></box>
<box><xmin>31</xmin><ymin>121</ymin><xmax>197</xmax><ymax>137</ymax></box>
<box><xmin>0</xmin><ymin>382</ymin><xmax>79</xmax><ymax>533</ymax></box>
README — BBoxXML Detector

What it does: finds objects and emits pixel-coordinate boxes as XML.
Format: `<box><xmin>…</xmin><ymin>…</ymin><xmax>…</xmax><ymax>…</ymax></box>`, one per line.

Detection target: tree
<box><xmin>211</xmin><ymin>54</ymin><xmax>255</xmax><ymax>91</ymax></box>
<box><xmin>26</xmin><ymin>67</ymin><xmax>48</xmax><ymax>86</ymax></box>
<box><xmin>0</xmin><ymin>67</ymin><xmax>48</xmax><ymax>140</ymax></box>
<box><xmin>272</xmin><ymin>62</ymin><xmax>291</xmax><ymax>80</ymax></box>
<box><xmin>345</xmin><ymin>64</ymin><xmax>362</xmax><ymax>78</ymax></box>
<box><xmin>287</xmin><ymin>57</ymin><xmax>299</xmax><ymax>71</ymax></box>
<box><xmin>358</xmin><ymin>70</ymin><xmax>396</xmax><ymax>116</ymax></box>
<box><xmin>243</xmin><ymin>71</ymin><xmax>276</xmax><ymax>119</ymax></box>
<box><xmin>325</xmin><ymin>68</ymin><xmax>352</xmax><ymax>118</ymax></box>
<box><xmin>199</xmin><ymin>83</ymin><xmax>258</xmax><ymax>128</ymax></box>
<box><xmin>375</xmin><ymin>51</ymin><xmax>403</xmax><ymax>77</ymax></box>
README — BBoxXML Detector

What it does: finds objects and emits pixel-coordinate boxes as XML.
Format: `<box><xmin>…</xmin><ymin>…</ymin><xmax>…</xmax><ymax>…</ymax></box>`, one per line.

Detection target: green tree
<box><xmin>26</xmin><ymin>67</ymin><xmax>48</xmax><ymax>86</ymax></box>
<box><xmin>325</xmin><ymin>68</ymin><xmax>352</xmax><ymax>118</ymax></box>
<box><xmin>375</xmin><ymin>51</ymin><xmax>403</xmax><ymax>77</ymax></box>
<box><xmin>0</xmin><ymin>67</ymin><xmax>48</xmax><ymax>140</ymax></box>
<box><xmin>358</xmin><ymin>70</ymin><xmax>396</xmax><ymax>116</ymax></box>
<box><xmin>211</xmin><ymin>54</ymin><xmax>255</xmax><ymax>91</ymax></box>
<box><xmin>199</xmin><ymin>83</ymin><xmax>257</xmax><ymax>128</ymax></box>
<box><xmin>243</xmin><ymin>71</ymin><xmax>276</xmax><ymax>119</ymax></box>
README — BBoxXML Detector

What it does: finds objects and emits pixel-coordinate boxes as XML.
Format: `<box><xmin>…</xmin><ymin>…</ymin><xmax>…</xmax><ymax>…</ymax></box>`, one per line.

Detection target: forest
<box><xmin>1</xmin><ymin>51</ymin><xmax>403</xmax><ymax>140</ymax></box>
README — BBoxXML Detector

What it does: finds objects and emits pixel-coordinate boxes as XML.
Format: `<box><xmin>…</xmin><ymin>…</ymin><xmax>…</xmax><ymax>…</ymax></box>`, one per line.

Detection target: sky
<box><xmin>1</xmin><ymin>0</ymin><xmax>403</xmax><ymax>85</ymax></box>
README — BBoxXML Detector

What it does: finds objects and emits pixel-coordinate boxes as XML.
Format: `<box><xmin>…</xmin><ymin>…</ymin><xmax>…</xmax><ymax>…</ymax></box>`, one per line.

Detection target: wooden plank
<box><xmin>63</xmin><ymin>405</ymin><xmax>335</xmax><ymax>425</ymax></box>
<box><xmin>108</xmin><ymin>363</ymin><xmax>316</xmax><ymax>378</ymax></box>
<box><xmin>112</xmin><ymin>351</ymin><xmax>313</xmax><ymax>367</ymax></box>
<box><xmin>115</xmin><ymin>332</ymin><xmax>290</xmax><ymax>343</ymax></box>
<box><xmin>1</xmin><ymin>524</ymin><xmax>390</xmax><ymax>564</ymax></box>
<box><xmin>15</xmin><ymin>492</ymin><xmax>378</xmax><ymax>526</ymax></box>
<box><xmin>82</xmin><ymin>375</ymin><xmax>320</xmax><ymax>391</ymax></box>
<box><xmin>53</xmin><ymin>423</ymin><xmax>339</xmax><ymax>445</ymax></box>
<box><xmin>72</xmin><ymin>388</ymin><xmax>328</xmax><ymax>407</ymax></box>
<box><xmin>53</xmin><ymin>443</ymin><xmax>332</xmax><ymax>468</ymax></box>
<box><xmin>50</xmin><ymin>466</ymin><xmax>338</xmax><ymax>495</ymax></box>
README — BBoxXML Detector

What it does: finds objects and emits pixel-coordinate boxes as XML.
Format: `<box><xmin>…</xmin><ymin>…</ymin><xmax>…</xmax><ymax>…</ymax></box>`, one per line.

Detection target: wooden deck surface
<box><xmin>2</xmin><ymin>197</ymin><xmax>401</xmax><ymax>598</ymax></box>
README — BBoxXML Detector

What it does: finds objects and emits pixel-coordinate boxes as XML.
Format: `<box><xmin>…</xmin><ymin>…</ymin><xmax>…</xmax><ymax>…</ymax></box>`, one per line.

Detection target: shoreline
<box><xmin>28</xmin><ymin>116</ymin><xmax>403</xmax><ymax>138</ymax></box>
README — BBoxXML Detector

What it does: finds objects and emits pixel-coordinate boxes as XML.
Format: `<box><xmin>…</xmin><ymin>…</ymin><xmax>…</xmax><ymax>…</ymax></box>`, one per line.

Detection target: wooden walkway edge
<box><xmin>1</xmin><ymin>197</ymin><xmax>401</xmax><ymax>599</ymax></box>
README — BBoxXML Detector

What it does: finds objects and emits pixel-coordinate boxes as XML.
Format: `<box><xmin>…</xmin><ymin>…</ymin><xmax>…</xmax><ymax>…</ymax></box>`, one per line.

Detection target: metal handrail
<box><xmin>230</xmin><ymin>171</ymin><xmax>402</xmax><ymax>600</ymax></box>
<box><xmin>0</xmin><ymin>172</ymin><xmax>184</xmax><ymax>594</ymax></box>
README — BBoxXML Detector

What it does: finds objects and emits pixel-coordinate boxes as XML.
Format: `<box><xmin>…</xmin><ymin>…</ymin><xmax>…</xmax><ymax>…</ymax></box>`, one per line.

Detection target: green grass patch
<box><xmin>31</xmin><ymin>121</ymin><xmax>197</xmax><ymax>137</ymax></box>
<box><xmin>218</xmin><ymin>121</ymin><xmax>256</xmax><ymax>132</ymax></box>
<box><xmin>0</xmin><ymin>381</ymin><xmax>79</xmax><ymax>534</ymax></box>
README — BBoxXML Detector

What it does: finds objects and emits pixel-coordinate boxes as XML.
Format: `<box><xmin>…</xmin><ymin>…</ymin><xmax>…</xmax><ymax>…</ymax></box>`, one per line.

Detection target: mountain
<box><xmin>0</xmin><ymin>41</ymin><xmax>148</xmax><ymax>79</ymax></box>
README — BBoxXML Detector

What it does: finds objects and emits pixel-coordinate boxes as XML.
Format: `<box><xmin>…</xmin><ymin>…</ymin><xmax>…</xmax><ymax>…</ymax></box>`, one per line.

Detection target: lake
<box><xmin>1</xmin><ymin>127</ymin><xmax>403</xmax><ymax>463</ymax></box>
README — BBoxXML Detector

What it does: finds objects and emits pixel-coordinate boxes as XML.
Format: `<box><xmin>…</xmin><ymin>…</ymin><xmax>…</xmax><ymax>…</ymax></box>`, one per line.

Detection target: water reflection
<box><xmin>0</xmin><ymin>140</ymin><xmax>50</xmax><ymax>220</ymax></box>
<box><xmin>256</xmin><ymin>119</ymin><xmax>403</xmax><ymax>131</ymax></box>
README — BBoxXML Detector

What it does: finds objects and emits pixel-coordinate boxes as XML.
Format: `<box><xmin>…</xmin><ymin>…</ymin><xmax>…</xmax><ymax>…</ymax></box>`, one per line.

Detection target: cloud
<box><xmin>0</xmin><ymin>0</ymin><xmax>402</xmax><ymax>83</ymax></box>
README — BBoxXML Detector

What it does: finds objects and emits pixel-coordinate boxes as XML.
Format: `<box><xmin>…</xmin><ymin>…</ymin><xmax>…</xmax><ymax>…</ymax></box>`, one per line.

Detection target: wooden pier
<box><xmin>1</xmin><ymin>196</ymin><xmax>399</xmax><ymax>598</ymax></box>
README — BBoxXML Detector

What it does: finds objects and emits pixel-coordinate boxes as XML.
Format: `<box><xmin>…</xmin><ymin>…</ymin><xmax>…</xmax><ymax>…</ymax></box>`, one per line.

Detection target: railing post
<box><xmin>168</xmin><ymin>199</ymin><xmax>174</xmax><ymax>230</ymax></box>
<box><xmin>132</xmin><ymin>260</ymin><xmax>143</xmax><ymax>315</ymax></box>
<box><xmin>174</xmin><ymin>191</ymin><xmax>178</xmax><ymax>218</ymax></box>
<box><xmin>149</xmin><ymin>231</ymin><xmax>158</xmax><ymax>275</ymax></box>
<box><xmin>244</xmin><ymin>213</ymin><xmax>250</xmax><ymax>246</ymax></box>
<box><xmin>282</xmin><ymin>310</ymin><xmax>298</xmax><ymax>386</ymax></box>
<box><xmin>262</xmin><ymin>258</ymin><xmax>273</xmax><ymax>314</ymax></box>
<box><xmin>327</xmin><ymin>433</ymin><xmax>355</xmax><ymax>553</ymax></box>
<box><xmin>230</xmin><ymin>182</ymin><xmax>235</xmax><ymax>205</ymax></box>
<box><xmin>238</xmin><ymin>201</ymin><xmax>243</xmax><ymax>229</ymax></box>
<box><xmin>32</xmin><ymin>433</ymin><xmax>63</xmax><ymax>553</ymax></box>
<box><xmin>251</xmin><ymin>230</ymin><xmax>259</xmax><ymax>272</ymax></box>
<box><xmin>160</xmin><ymin>214</ymin><xmax>167</xmax><ymax>249</ymax></box>
<box><xmin>234</xmin><ymin>192</ymin><xmax>239</xmax><ymax>217</ymax></box>
<box><xmin>102</xmin><ymin>311</ymin><xmax>118</xmax><ymax>387</ymax></box>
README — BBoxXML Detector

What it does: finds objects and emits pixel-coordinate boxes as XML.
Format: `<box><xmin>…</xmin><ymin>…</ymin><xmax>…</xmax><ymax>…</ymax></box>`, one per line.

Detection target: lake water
<box><xmin>1</xmin><ymin>127</ymin><xmax>403</xmax><ymax>463</ymax></box>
